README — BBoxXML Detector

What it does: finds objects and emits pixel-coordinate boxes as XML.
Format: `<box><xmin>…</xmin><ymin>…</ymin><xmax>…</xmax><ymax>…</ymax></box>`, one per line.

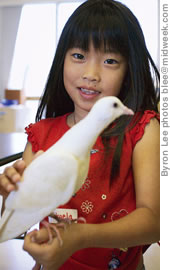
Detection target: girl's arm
<box><xmin>83</xmin><ymin>117</ymin><xmax>160</xmax><ymax>248</ymax></box>
<box><xmin>23</xmin><ymin>118</ymin><xmax>160</xmax><ymax>269</ymax></box>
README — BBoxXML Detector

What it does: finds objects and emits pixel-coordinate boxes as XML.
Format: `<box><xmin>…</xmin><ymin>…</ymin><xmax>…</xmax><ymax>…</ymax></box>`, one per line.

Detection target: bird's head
<box><xmin>90</xmin><ymin>96</ymin><xmax>134</xmax><ymax>128</ymax></box>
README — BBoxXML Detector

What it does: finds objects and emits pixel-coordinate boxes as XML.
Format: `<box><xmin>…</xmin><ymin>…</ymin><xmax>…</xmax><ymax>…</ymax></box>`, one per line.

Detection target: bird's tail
<box><xmin>0</xmin><ymin>209</ymin><xmax>13</xmax><ymax>231</ymax></box>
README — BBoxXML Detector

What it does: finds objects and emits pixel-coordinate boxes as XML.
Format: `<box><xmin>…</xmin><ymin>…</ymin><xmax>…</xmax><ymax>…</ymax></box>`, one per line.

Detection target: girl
<box><xmin>0</xmin><ymin>0</ymin><xmax>160</xmax><ymax>269</ymax></box>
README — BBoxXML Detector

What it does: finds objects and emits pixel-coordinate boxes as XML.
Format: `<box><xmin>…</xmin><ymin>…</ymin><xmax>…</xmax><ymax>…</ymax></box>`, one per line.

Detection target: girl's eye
<box><xmin>72</xmin><ymin>53</ymin><xmax>84</xmax><ymax>60</ymax></box>
<box><xmin>104</xmin><ymin>59</ymin><xmax>118</xmax><ymax>65</ymax></box>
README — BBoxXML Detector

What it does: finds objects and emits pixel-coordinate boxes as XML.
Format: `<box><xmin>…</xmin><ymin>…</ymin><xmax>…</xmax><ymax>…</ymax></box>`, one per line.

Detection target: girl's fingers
<box><xmin>23</xmin><ymin>231</ymin><xmax>39</xmax><ymax>253</ymax></box>
<box><xmin>4</xmin><ymin>160</ymin><xmax>26</xmax><ymax>182</ymax></box>
<box><xmin>0</xmin><ymin>174</ymin><xmax>16</xmax><ymax>192</ymax></box>
<box><xmin>24</xmin><ymin>228</ymin><xmax>49</xmax><ymax>246</ymax></box>
<box><xmin>4</xmin><ymin>167</ymin><xmax>20</xmax><ymax>183</ymax></box>
<box><xmin>0</xmin><ymin>160</ymin><xmax>26</xmax><ymax>194</ymax></box>
<box><xmin>13</xmin><ymin>159</ymin><xmax>27</xmax><ymax>176</ymax></box>
<box><xmin>0</xmin><ymin>175</ymin><xmax>9</xmax><ymax>196</ymax></box>
<box><xmin>23</xmin><ymin>229</ymin><xmax>49</xmax><ymax>255</ymax></box>
<box><xmin>32</xmin><ymin>262</ymin><xmax>42</xmax><ymax>270</ymax></box>
<box><xmin>0</xmin><ymin>173</ymin><xmax>17</xmax><ymax>193</ymax></box>
<box><xmin>0</xmin><ymin>154</ymin><xmax>43</xmax><ymax>196</ymax></box>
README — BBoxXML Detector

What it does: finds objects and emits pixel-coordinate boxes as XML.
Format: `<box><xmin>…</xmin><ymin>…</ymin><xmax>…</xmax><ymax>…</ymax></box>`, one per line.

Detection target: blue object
<box><xmin>1</xmin><ymin>99</ymin><xmax>18</xmax><ymax>106</ymax></box>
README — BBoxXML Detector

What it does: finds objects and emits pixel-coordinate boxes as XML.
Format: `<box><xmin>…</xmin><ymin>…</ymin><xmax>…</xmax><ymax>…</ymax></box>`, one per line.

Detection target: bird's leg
<box><xmin>41</xmin><ymin>220</ymin><xmax>64</xmax><ymax>246</ymax></box>
<box><xmin>72</xmin><ymin>217</ymin><xmax>86</xmax><ymax>223</ymax></box>
<box><xmin>49</xmin><ymin>213</ymin><xmax>86</xmax><ymax>224</ymax></box>
<box><xmin>41</xmin><ymin>215</ymin><xmax>86</xmax><ymax>246</ymax></box>
<box><xmin>49</xmin><ymin>213</ymin><xmax>72</xmax><ymax>225</ymax></box>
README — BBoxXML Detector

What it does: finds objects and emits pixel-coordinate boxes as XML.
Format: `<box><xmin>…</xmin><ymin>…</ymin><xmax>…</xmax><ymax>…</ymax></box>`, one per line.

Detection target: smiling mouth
<box><xmin>79</xmin><ymin>88</ymin><xmax>101</xmax><ymax>95</ymax></box>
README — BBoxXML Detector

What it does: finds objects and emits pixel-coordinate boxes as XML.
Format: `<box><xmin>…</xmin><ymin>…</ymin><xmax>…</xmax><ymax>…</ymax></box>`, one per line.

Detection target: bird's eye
<box><xmin>113</xmin><ymin>102</ymin><xmax>118</xmax><ymax>108</ymax></box>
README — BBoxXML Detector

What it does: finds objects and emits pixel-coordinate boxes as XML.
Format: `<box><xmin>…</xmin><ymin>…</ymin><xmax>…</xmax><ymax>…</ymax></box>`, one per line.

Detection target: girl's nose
<box><xmin>82</xmin><ymin>64</ymin><xmax>101</xmax><ymax>83</ymax></box>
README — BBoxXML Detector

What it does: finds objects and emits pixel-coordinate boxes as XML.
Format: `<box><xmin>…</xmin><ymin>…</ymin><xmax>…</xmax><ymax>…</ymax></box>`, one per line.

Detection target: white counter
<box><xmin>0</xmin><ymin>239</ymin><xmax>35</xmax><ymax>270</ymax></box>
<box><xmin>0</xmin><ymin>105</ymin><xmax>32</xmax><ymax>133</ymax></box>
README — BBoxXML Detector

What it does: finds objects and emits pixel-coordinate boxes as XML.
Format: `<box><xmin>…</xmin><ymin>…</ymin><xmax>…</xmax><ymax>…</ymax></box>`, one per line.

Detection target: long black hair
<box><xmin>36</xmin><ymin>0</ymin><xmax>160</xmax><ymax>178</ymax></box>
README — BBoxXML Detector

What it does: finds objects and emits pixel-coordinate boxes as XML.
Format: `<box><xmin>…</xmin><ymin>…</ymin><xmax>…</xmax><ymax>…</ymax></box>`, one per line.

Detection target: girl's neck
<box><xmin>67</xmin><ymin>111</ymin><xmax>89</xmax><ymax>127</ymax></box>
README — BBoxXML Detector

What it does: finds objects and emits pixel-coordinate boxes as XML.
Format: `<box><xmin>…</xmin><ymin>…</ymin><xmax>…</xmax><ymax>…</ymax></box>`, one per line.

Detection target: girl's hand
<box><xmin>0</xmin><ymin>160</ymin><xmax>26</xmax><ymax>197</ymax></box>
<box><xmin>0</xmin><ymin>150</ymin><xmax>44</xmax><ymax>198</ymax></box>
<box><xmin>23</xmin><ymin>222</ymin><xmax>85</xmax><ymax>270</ymax></box>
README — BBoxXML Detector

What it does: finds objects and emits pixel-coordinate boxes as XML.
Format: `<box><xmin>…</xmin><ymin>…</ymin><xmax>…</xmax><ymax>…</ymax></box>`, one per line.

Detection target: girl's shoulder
<box><xmin>25</xmin><ymin>114</ymin><xmax>70</xmax><ymax>152</ymax></box>
<box><xmin>128</xmin><ymin>110</ymin><xmax>160</xmax><ymax>148</ymax></box>
<box><xmin>26</xmin><ymin>114</ymin><xmax>67</xmax><ymax>132</ymax></box>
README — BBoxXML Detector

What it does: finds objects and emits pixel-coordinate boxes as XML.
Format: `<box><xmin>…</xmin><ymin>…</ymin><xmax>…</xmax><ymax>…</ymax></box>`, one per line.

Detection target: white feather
<box><xmin>0</xmin><ymin>96</ymin><xmax>133</xmax><ymax>242</ymax></box>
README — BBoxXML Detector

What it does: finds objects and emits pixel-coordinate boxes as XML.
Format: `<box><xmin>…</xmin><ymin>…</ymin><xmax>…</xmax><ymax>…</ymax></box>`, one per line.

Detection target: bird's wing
<box><xmin>5</xmin><ymin>151</ymin><xmax>79</xmax><ymax>210</ymax></box>
<box><xmin>0</xmin><ymin>152</ymin><xmax>81</xmax><ymax>242</ymax></box>
<box><xmin>0</xmin><ymin>206</ymin><xmax>53</xmax><ymax>243</ymax></box>
<box><xmin>0</xmin><ymin>209</ymin><xmax>13</xmax><ymax>231</ymax></box>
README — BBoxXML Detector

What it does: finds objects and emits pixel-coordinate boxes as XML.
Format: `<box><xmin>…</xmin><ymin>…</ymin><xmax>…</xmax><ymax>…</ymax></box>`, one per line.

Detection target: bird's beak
<box><xmin>123</xmin><ymin>106</ymin><xmax>134</xmax><ymax>115</ymax></box>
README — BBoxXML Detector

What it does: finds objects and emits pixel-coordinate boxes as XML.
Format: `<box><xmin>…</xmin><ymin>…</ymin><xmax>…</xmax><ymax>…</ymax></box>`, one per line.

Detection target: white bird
<box><xmin>0</xmin><ymin>96</ymin><xmax>133</xmax><ymax>243</ymax></box>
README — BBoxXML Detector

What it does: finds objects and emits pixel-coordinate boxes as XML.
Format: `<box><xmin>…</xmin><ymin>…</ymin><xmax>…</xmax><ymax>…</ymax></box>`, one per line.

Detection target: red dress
<box><xmin>25</xmin><ymin>110</ymin><xmax>159</xmax><ymax>270</ymax></box>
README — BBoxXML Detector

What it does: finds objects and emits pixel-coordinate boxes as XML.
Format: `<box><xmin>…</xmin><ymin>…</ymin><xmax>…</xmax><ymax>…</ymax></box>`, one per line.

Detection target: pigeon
<box><xmin>0</xmin><ymin>96</ymin><xmax>134</xmax><ymax>243</ymax></box>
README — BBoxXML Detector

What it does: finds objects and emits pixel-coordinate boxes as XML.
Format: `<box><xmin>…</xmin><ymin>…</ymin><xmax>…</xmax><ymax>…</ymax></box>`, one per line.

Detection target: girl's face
<box><xmin>64</xmin><ymin>42</ymin><xmax>127</xmax><ymax>118</ymax></box>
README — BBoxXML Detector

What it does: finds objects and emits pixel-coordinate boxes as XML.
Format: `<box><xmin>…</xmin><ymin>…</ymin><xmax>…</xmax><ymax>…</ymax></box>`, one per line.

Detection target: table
<box><xmin>0</xmin><ymin>133</ymin><xmax>27</xmax><ymax>166</ymax></box>
<box><xmin>0</xmin><ymin>239</ymin><xmax>35</xmax><ymax>270</ymax></box>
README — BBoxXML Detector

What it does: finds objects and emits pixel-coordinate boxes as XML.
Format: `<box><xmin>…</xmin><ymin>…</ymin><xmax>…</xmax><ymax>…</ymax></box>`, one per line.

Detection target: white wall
<box><xmin>0</xmin><ymin>0</ymin><xmax>82</xmax><ymax>6</ymax></box>
<box><xmin>0</xmin><ymin>8</ymin><xmax>3</xmax><ymax>99</ymax></box>
<box><xmin>121</xmin><ymin>0</ymin><xmax>159</xmax><ymax>69</ymax></box>
<box><xmin>0</xmin><ymin>6</ymin><xmax>22</xmax><ymax>99</ymax></box>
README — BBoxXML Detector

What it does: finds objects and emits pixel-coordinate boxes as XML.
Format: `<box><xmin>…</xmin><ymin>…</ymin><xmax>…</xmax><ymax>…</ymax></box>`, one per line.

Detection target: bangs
<box><xmin>64</xmin><ymin>1</ymin><xmax>129</xmax><ymax>58</ymax></box>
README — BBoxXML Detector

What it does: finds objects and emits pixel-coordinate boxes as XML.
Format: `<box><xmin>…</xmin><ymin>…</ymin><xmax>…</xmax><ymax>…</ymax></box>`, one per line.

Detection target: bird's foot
<box><xmin>41</xmin><ymin>220</ymin><xmax>65</xmax><ymax>246</ymax></box>
<box><xmin>49</xmin><ymin>213</ymin><xmax>72</xmax><ymax>225</ymax></box>
<box><xmin>72</xmin><ymin>217</ymin><xmax>86</xmax><ymax>223</ymax></box>
<box><xmin>49</xmin><ymin>213</ymin><xmax>86</xmax><ymax>224</ymax></box>
<box><xmin>41</xmin><ymin>215</ymin><xmax>86</xmax><ymax>246</ymax></box>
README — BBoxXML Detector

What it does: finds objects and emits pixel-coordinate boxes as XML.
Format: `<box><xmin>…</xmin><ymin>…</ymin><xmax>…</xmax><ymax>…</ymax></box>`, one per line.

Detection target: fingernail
<box><xmin>31</xmin><ymin>236</ymin><xmax>36</xmax><ymax>242</ymax></box>
<box><xmin>12</xmin><ymin>174</ymin><xmax>20</xmax><ymax>182</ymax></box>
<box><xmin>6</xmin><ymin>184</ymin><xmax>14</xmax><ymax>192</ymax></box>
<box><xmin>17</xmin><ymin>160</ymin><xmax>24</xmax><ymax>165</ymax></box>
<box><xmin>30</xmin><ymin>230</ymin><xmax>38</xmax><ymax>242</ymax></box>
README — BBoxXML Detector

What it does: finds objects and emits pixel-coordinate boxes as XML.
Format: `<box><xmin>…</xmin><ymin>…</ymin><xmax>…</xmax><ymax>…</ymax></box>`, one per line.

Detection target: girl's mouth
<box><xmin>78</xmin><ymin>88</ymin><xmax>101</xmax><ymax>99</ymax></box>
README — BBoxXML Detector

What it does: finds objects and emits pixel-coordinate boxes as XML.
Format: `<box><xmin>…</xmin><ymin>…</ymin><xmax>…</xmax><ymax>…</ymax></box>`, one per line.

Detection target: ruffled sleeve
<box><xmin>25</xmin><ymin>115</ymin><xmax>70</xmax><ymax>153</ymax></box>
<box><xmin>25</xmin><ymin>123</ymin><xmax>40</xmax><ymax>153</ymax></box>
<box><xmin>130</xmin><ymin>110</ymin><xmax>160</xmax><ymax>148</ymax></box>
